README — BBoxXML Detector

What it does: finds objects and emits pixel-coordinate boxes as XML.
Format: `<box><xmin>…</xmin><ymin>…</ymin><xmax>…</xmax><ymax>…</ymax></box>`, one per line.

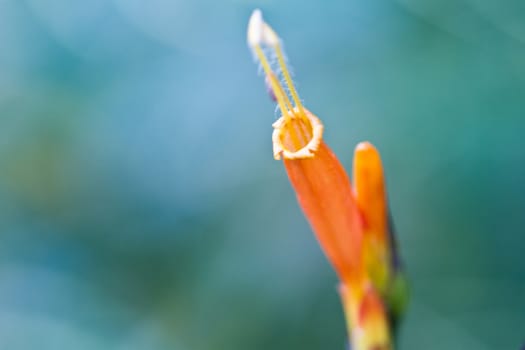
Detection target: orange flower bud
<box><xmin>353</xmin><ymin>142</ymin><xmax>391</xmax><ymax>293</ymax></box>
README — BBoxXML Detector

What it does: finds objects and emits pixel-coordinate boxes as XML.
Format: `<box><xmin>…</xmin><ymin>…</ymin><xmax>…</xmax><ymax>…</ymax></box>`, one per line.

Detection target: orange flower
<box><xmin>248</xmin><ymin>10</ymin><xmax>364</xmax><ymax>285</ymax></box>
<box><xmin>279</xmin><ymin>119</ymin><xmax>365</xmax><ymax>285</ymax></box>
<box><xmin>247</xmin><ymin>10</ymin><xmax>394</xmax><ymax>350</ymax></box>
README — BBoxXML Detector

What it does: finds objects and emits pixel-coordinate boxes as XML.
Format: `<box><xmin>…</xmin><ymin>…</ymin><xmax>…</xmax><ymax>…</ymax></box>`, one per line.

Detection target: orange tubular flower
<box><xmin>247</xmin><ymin>10</ymin><xmax>393</xmax><ymax>350</ymax></box>
<box><xmin>248</xmin><ymin>10</ymin><xmax>363</xmax><ymax>285</ymax></box>
<box><xmin>276</xmin><ymin>111</ymin><xmax>365</xmax><ymax>285</ymax></box>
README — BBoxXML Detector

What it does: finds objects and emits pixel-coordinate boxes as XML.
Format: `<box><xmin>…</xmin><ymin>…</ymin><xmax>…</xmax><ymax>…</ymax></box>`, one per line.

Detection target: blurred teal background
<box><xmin>0</xmin><ymin>0</ymin><xmax>524</xmax><ymax>349</ymax></box>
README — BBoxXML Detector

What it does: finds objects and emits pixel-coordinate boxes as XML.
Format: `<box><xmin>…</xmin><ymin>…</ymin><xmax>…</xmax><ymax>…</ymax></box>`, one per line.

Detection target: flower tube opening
<box><xmin>272</xmin><ymin>108</ymin><xmax>323</xmax><ymax>160</ymax></box>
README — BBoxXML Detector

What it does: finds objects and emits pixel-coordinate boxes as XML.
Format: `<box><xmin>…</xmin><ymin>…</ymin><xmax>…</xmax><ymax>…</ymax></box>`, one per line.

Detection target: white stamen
<box><xmin>247</xmin><ymin>9</ymin><xmax>263</xmax><ymax>47</ymax></box>
<box><xmin>247</xmin><ymin>9</ymin><xmax>280</xmax><ymax>48</ymax></box>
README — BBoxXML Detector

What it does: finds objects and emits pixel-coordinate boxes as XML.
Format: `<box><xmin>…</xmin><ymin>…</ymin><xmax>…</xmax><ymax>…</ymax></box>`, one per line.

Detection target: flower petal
<box><xmin>284</xmin><ymin>141</ymin><xmax>364</xmax><ymax>283</ymax></box>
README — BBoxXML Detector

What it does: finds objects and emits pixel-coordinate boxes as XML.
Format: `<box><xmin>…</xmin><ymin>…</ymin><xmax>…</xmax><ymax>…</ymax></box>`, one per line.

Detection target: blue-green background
<box><xmin>0</xmin><ymin>0</ymin><xmax>524</xmax><ymax>349</ymax></box>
